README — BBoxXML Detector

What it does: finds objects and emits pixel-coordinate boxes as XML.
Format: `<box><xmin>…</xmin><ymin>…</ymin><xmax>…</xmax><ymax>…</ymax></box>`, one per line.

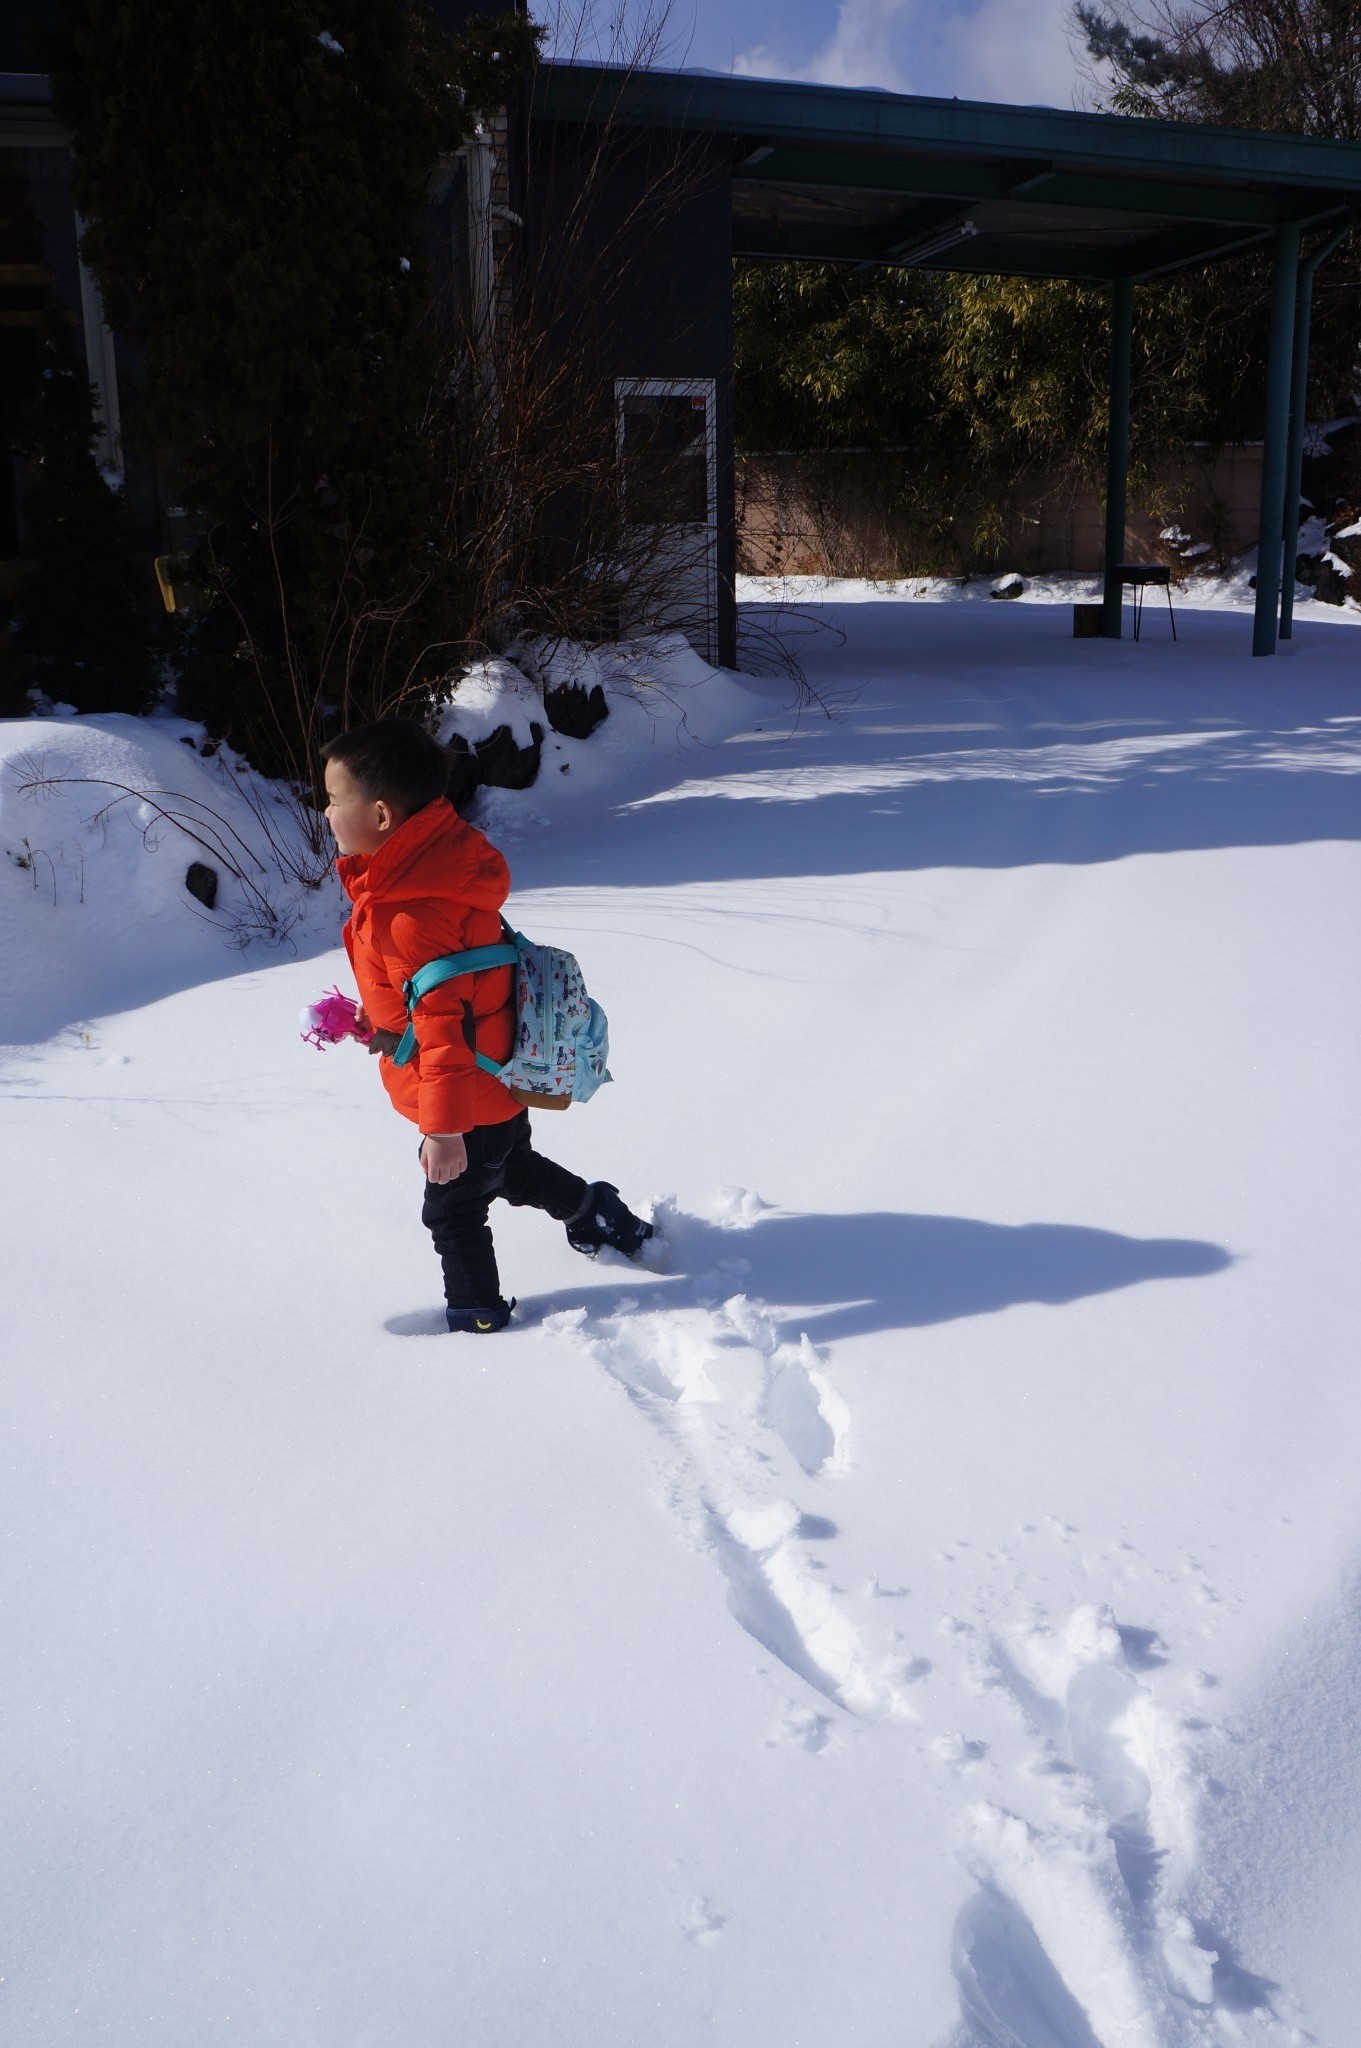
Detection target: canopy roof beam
<box><xmin>733</xmin><ymin>223</ymin><xmax>1290</xmax><ymax>281</ymax></box>
<box><xmin>733</xmin><ymin>226</ymin><xmax>1128</xmax><ymax>279</ymax></box>
<box><xmin>737</xmin><ymin>152</ymin><xmax>1341</xmax><ymax>231</ymax></box>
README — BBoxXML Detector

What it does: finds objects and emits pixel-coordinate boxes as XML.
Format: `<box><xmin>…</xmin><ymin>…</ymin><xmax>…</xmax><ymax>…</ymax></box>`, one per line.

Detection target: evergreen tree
<box><xmin>14</xmin><ymin>306</ymin><xmax>154</xmax><ymax>714</ymax></box>
<box><xmin>734</xmin><ymin>260</ymin><xmax>1247</xmax><ymax>563</ymax></box>
<box><xmin>1076</xmin><ymin>0</ymin><xmax>1361</xmax><ymax>422</ymax></box>
<box><xmin>1076</xmin><ymin>0</ymin><xmax>1361</xmax><ymax>135</ymax></box>
<box><xmin>45</xmin><ymin>0</ymin><xmax>538</xmax><ymax>773</ymax></box>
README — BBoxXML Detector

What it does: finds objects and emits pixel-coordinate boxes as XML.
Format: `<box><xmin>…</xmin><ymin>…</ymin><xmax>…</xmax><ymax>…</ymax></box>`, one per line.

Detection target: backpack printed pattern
<box><xmin>502</xmin><ymin>935</ymin><xmax>611</xmax><ymax>1104</ymax></box>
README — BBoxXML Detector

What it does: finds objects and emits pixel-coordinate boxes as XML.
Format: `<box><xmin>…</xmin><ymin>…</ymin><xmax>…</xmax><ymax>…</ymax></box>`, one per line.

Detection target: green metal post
<box><xmin>1101</xmin><ymin>276</ymin><xmax>1134</xmax><ymax>639</ymax></box>
<box><xmin>1280</xmin><ymin>224</ymin><xmax>1351</xmax><ymax>639</ymax></box>
<box><xmin>1253</xmin><ymin>221</ymin><xmax>1302</xmax><ymax>656</ymax></box>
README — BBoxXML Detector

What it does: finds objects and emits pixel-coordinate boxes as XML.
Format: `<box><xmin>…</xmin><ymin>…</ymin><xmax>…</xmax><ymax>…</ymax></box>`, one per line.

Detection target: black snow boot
<box><xmin>446</xmin><ymin>1298</ymin><xmax>515</xmax><ymax>1334</ymax></box>
<box><xmin>565</xmin><ymin>1183</ymin><xmax>654</xmax><ymax>1260</ymax></box>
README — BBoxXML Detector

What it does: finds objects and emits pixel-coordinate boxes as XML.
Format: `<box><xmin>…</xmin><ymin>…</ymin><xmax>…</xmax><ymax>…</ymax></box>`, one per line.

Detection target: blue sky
<box><xmin>543</xmin><ymin>0</ymin><xmax>1092</xmax><ymax>109</ymax></box>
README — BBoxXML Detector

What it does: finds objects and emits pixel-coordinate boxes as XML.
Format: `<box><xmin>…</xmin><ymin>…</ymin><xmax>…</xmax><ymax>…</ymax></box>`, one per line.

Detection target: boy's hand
<box><xmin>421</xmin><ymin>1133</ymin><xmax>468</xmax><ymax>1184</ymax></box>
<box><xmin>351</xmin><ymin>1005</ymin><xmax>401</xmax><ymax>1058</ymax></box>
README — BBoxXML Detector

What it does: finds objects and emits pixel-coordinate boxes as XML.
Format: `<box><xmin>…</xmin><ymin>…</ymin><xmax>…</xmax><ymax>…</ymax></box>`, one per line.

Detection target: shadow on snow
<box><xmin>388</xmin><ymin>1207</ymin><xmax>1231</xmax><ymax>1342</ymax></box>
<box><xmin>516</xmin><ymin>601</ymin><xmax>1361</xmax><ymax>892</ymax></box>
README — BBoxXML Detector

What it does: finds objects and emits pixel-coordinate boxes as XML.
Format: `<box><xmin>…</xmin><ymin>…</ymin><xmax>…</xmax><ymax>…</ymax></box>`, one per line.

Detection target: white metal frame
<box><xmin>75</xmin><ymin>215</ymin><xmax>122</xmax><ymax>476</ymax></box>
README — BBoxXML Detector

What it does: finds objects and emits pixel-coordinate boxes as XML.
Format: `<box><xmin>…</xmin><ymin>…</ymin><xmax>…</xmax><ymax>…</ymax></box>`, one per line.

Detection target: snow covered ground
<box><xmin>4</xmin><ymin>591</ymin><xmax>1361</xmax><ymax>2048</ymax></box>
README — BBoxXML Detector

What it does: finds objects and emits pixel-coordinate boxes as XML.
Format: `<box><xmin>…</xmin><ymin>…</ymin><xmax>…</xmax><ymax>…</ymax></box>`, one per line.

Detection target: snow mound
<box><xmin>518</xmin><ymin>629</ymin><xmax>761</xmax><ymax>743</ymax></box>
<box><xmin>433</xmin><ymin>657</ymin><xmax>545</xmax><ymax>751</ymax></box>
<box><xmin>522</xmin><ymin>637</ymin><xmax>611</xmax><ymax>699</ymax></box>
<box><xmin>434</xmin><ymin>633</ymin><xmax>766</xmax><ymax>788</ymax></box>
<box><xmin>453</xmin><ymin>633</ymin><xmax>771</xmax><ymax>844</ymax></box>
<box><xmin>0</xmin><ymin>716</ymin><xmax>338</xmax><ymax>1045</ymax></box>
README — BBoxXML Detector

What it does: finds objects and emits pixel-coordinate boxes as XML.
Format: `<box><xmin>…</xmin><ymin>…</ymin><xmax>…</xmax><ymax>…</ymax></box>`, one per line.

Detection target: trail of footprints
<box><xmin>541</xmin><ymin>1197</ymin><xmax>1291</xmax><ymax>2048</ymax></box>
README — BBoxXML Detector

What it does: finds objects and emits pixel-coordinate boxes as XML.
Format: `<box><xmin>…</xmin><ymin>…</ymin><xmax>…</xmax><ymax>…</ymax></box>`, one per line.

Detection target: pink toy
<box><xmin>300</xmin><ymin>987</ymin><xmax>372</xmax><ymax>1051</ymax></box>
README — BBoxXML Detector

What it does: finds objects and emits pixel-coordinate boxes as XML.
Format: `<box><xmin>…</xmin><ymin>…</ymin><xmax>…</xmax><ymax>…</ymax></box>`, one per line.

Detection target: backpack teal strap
<box><xmin>390</xmin><ymin>941</ymin><xmax>518</xmax><ymax>1068</ymax></box>
<box><xmin>406</xmin><ymin>943</ymin><xmax>517</xmax><ymax>1003</ymax></box>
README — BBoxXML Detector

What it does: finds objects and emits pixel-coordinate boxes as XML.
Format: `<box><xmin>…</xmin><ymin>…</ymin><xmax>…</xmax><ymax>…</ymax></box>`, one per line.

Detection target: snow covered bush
<box><xmin>0</xmin><ymin>714</ymin><xmax>339</xmax><ymax>1043</ymax></box>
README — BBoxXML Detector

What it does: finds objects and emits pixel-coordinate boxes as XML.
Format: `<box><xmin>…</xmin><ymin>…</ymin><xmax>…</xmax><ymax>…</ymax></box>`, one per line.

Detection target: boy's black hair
<box><xmin>321</xmin><ymin>718</ymin><xmax>449</xmax><ymax>816</ymax></box>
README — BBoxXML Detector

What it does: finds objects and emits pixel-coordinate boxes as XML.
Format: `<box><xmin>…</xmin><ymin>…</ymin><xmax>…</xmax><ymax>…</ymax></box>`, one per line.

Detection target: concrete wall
<box><xmin>736</xmin><ymin>445</ymin><xmax>1266</xmax><ymax>579</ymax></box>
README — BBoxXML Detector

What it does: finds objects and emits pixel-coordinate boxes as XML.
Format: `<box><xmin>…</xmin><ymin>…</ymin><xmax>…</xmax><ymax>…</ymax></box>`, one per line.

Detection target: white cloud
<box><xmin>948</xmin><ymin>0</ymin><xmax>1085</xmax><ymax>106</ymax></box>
<box><xmin>735</xmin><ymin>0</ymin><xmax>1084</xmax><ymax>109</ymax></box>
<box><xmin>805</xmin><ymin>0</ymin><xmax>919</xmax><ymax>93</ymax></box>
<box><xmin>802</xmin><ymin>0</ymin><xmax>916</xmax><ymax>95</ymax></box>
<box><xmin>732</xmin><ymin>0</ymin><xmax>917</xmax><ymax>92</ymax></box>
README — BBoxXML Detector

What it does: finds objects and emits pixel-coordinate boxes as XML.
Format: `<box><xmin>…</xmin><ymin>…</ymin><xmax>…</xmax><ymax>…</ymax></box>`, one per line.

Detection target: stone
<box><xmin>444</xmin><ymin>721</ymin><xmax>546</xmax><ymax>811</ymax></box>
<box><xmin>544</xmin><ymin>680</ymin><xmax>608</xmax><ymax>739</ymax></box>
<box><xmin>185</xmin><ymin>861</ymin><xmax>218</xmax><ymax>909</ymax></box>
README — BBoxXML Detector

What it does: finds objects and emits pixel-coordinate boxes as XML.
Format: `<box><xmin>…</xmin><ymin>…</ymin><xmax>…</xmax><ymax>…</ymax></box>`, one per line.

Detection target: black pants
<box><xmin>420</xmin><ymin>1110</ymin><xmax>587</xmax><ymax>1311</ymax></box>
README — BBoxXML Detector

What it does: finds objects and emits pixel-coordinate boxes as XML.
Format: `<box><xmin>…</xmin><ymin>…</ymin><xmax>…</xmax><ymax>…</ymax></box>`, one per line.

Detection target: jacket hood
<box><xmin>337</xmin><ymin>798</ymin><xmax>505</xmax><ymax>913</ymax></box>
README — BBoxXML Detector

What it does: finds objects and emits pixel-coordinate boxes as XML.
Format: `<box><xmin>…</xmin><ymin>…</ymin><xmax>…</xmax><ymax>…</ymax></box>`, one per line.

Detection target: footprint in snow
<box><xmin>946</xmin><ymin>1601</ymin><xmax>1274</xmax><ymax>2044</ymax></box>
<box><xmin>765</xmin><ymin>1703</ymin><xmax>834</xmax><ymax>1753</ymax></box>
<box><xmin>932</xmin><ymin>1733</ymin><xmax>989</xmax><ymax>1769</ymax></box>
<box><xmin>717</xmin><ymin>1296</ymin><xmax>850</xmax><ymax>1477</ymax></box>
<box><xmin>710</xmin><ymin>1500</ymin><xmax>902</xmax><ymax>1719</ymax></box>
<box><xmin>681</xmin><ymin>1896</ymin><xmax>725</xmax><ymax>1945</ymax></box>
<box><xmin>952</xmin><ymin>1884</ymin><xmax>1105</xmax><ymax>2048</ymax></box>
<box><xmin>764</xmin><ymin>1339</ymin><xmax>849</xmax><ymax>1477</ymax></box>
<box><xmin>539</xmin><ymin>1212</ymin><xmax>886</xmax><ymax>1726</ymax></box>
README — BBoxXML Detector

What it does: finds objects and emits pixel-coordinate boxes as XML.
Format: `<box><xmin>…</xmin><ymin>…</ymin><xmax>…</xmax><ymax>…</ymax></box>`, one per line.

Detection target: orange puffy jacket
<box><xmin>337</xmin><ymin>798</ymin><xmax>520</xmax><ymax>1136</ymax></box>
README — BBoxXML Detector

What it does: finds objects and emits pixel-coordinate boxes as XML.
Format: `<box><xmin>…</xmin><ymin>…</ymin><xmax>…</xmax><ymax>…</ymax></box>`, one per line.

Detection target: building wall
<box><xmin>522</xmin><ymin>119</ymin><xmax>737</xmax><ymax>663</ymax></box>
<box><xmin>0</xmin><ymin>142</ymin><xmax>84</xmax><ymax>575</ymax></box>
<box><xmin>1</xmin><ymin>122</ymin><xmax>146</xmax><ymax>580</ymax></box>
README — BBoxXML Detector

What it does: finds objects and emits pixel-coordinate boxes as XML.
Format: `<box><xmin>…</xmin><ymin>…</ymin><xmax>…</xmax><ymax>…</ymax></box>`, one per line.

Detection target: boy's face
<box><xmin>323</xmin><ymin>759</ymin><xmax>405</xmax><ymax>858</ymax></box>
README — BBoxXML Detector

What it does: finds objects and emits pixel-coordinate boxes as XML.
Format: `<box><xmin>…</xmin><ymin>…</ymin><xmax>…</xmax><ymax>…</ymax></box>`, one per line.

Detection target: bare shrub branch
<box><xmin>428</xmin><ymin>5</ymin><xmax>732</xmax><ymax>669</ymax></box>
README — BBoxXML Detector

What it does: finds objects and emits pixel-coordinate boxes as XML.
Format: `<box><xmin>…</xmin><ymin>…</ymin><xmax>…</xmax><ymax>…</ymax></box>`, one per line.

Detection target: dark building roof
<box><xmin>533</xmin><ymin>64</ymin><xmax>1361</xmax><ymax>281</ymax></box>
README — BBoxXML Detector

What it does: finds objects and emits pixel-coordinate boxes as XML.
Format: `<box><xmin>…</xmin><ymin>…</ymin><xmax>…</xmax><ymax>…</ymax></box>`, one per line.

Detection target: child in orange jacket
<box><xmin>322</xmin><ymin>719</ymin><xmax>652</xmax><ymax>1332</ymax></box>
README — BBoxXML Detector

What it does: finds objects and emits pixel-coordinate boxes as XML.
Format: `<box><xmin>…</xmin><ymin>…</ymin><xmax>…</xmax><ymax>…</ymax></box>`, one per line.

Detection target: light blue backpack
<box><xmin>391</xmin><ymin>927</ymin><xmax>612</xmax><ymax>1110</ymax></box>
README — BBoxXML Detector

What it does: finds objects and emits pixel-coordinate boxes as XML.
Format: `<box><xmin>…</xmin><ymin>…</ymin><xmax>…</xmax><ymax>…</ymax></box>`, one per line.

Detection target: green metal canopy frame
<box><xmin>536</xmin><ymin>63</ymin><xmax>1361</xmax><ymax>654</ymax></box>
